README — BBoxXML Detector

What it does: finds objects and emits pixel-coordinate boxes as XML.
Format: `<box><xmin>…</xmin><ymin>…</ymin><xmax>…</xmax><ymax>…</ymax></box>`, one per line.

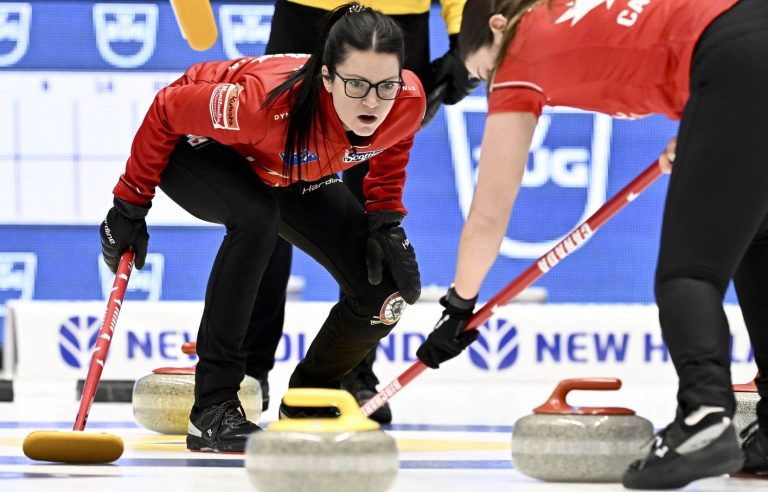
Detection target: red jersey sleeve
<box><xmin>488</xmin><ymin>83</ymin><xmax>547</xmax><ymax>117</ymax></box>
<box><xmin>364</xmin><ymin>133</ymin><xmax>413</xmax><ymax>215</ymax></box>
<box><xmin>363</xmin><ymin>73</ymin><xmax>424</xmax><ymax>215</ymax></box>
<box><xmin>113</xmin><ymin>75</ymin><xmax>268</xmax><ymax>205</ymax></box>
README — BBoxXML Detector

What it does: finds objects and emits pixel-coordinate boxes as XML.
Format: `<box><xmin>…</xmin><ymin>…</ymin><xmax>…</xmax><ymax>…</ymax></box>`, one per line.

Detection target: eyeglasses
<box><xmin>332</xmin><ymin>71</ymin><xmax>403</xmax><ymax>100</ymax></box>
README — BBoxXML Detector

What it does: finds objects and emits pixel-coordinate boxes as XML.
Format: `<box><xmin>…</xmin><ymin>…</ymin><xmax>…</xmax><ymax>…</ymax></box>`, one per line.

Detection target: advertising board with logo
<box><xmin>4</xmin><ymin>302</ymin><xmax>757</xmax><ymax>390</ymax></box>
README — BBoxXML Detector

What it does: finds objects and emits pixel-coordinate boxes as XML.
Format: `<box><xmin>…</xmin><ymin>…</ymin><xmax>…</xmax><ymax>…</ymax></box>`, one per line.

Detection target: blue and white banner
<box><xmin>4</xmin><ymin>302</ymin><xmax>757</xmax><ymax>387</ymax></box>
<box><xmin>0</xmin><ymin>1</ymin><xmax>276</xmax><ymax>71</ymax></box>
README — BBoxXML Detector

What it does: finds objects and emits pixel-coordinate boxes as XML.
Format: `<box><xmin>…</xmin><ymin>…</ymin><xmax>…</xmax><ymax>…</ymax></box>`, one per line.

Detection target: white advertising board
<box><xmin>4</xmin><ymin>301</ymin><xmax>757</xmax><ymax>389</ymax></box>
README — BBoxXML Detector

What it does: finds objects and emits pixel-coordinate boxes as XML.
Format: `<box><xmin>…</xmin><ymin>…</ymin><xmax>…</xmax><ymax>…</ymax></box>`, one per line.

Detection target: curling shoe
<box><xmin>623</xmin><ymin>407</ymin><xmax>743</xmax><ymax>489</ymax></box>
<box><xmin>736</xmin><ymin>420</ymin><xmax>768</xmax><ymax>476</ymax></box>
<box><xmin>187</xmin><ymin>399</ymin><xmax>262</xmax><ymax>453</ymax></box>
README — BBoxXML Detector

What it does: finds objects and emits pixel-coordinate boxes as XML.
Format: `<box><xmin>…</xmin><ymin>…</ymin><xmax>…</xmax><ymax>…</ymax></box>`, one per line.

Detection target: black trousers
<box><xmin>159</xmin><ymin>139</ymin><xmax>402</xmax><ymax>417</ymax></box>
<box><xmin>654</xmin><ymin>0</ymin><xmax>768</xmax><ymax>426</ymax></box>
<box><xmin>243</xmin><ymin>0</ymin><xmax>431</xmax><ymax>382</ymax></box>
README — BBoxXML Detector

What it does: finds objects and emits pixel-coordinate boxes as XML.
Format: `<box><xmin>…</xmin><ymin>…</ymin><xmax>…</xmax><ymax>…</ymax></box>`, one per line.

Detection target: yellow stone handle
<box><xmin>269</xmin><ymin>389</ymin><xmax>380</xmax><ymax>433</ymax></box>
<box><xmin>170</xmin><ymin>0</ymin><xmax>218</xmax><ymax>51</ymax></box>
<box><xmin>283</xmin><ymin>388</ymin><xmax>361</xmax><ymax>415</ymax></box>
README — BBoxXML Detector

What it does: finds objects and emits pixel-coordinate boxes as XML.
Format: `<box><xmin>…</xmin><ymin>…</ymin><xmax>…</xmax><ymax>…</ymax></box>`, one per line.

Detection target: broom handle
<box><xmin>361</xmin><ymin>161</ymin><xmax>664</xmax><ymax>417</ymax></box>
<box><xmin>74</xmin><ymin>250</ymin><xmax>135</xmax><ymax>431</ymax></box>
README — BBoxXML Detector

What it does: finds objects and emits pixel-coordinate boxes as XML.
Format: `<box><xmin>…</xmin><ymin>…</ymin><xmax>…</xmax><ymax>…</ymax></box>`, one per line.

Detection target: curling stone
<box><xmin>734</xmin><ymin>376</ymin><xmax>759</xmax><ymax>445</ymax></box>
<box><xmin>132</xmin><ymin>341</ymin><xmax>262</xmax><ymax>434</ymax></box>
<box><xmin>511</xmin><ymin>378</ymin><xmax>653</xmax><ymax>482</ymax></box>
<box><xmin>246</xmin><ymin>389</ymin><xmax>398</xmax><ymax>492</ymax></box>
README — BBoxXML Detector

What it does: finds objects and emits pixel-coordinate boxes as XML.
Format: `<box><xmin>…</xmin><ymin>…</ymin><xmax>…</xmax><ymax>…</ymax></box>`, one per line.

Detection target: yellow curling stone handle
<box><xmin>269</xmin><ymin>389</ymin><xmax>381</xmax><ymax>433</ymax></box>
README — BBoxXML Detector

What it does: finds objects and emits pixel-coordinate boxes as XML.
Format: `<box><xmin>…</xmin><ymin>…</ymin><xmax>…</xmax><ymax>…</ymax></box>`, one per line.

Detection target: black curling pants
<box><xmin>654</xmin><ymin>0</ymin><xmax>768</xmax><ymax>426</ymax></box>
<box><xmin>158</xmin><ymin>139</ymin><xmax>402</xmax><ymax>418</ymax></box>
<box><xmin>243</xmin><ymin>0</ymin><xmax>431</xmax><ymax>383</ymax></box>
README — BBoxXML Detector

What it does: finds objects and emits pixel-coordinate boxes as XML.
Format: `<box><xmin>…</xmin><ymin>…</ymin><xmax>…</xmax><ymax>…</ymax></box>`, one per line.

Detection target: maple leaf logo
<box><xmin>555</xmin><ymin>0</ymin><xmax>615</xmax><ymax>26</ymax></box>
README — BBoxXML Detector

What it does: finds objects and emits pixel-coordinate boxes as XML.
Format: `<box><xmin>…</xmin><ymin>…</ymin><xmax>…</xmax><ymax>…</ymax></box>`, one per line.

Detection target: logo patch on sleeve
<box><xmin>210</xmin><ymin>83</ymin><xmax>242</xmax><ymax>130</ymax></box>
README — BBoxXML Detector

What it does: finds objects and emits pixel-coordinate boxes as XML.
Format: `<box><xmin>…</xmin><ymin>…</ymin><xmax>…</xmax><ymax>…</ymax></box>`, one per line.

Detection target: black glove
<box><xmin>416</xmin><ymin>286</ymin><xmax>479</xmax><ymax>369</ymax></box>
<box><xmin>100</xmin><ymin>197</ymin><xmax>150</xmax><ymax>273</ymax></box>
<box><xmin>366</xmin><ymin>211</ymin><xmax>421</xmax><ymax>304</ymax></box>
<box><xmin>422</xmin><ymin>34</ymin><xmax>482</xmax><ymax>128</ymax></box>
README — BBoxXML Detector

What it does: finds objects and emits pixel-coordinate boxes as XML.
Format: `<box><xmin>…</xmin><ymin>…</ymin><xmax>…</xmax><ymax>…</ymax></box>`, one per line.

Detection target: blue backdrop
<box><xmin>0</xmin><ymin>1</ymin><xmax>732</xmax><ymax>347</ymax></box>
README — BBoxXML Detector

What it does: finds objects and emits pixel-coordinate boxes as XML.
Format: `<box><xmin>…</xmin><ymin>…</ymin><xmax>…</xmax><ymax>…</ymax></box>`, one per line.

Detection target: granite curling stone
<box><xmin>733</xmin><ymin>376</ymin><xmax>759</xmax><ymax>445</ymax></box>
<box><xmin>132</xmin><ymin>342</ymin><xmax>262</xmax><ymax>434</ymax></box>
<box><xmin>246</xmin><ymin>388</ymin><xmax>398</xmax><ymax>492</ymax></box>
<box><xmin>511</xmin><ymin>378</ymin><xmax>653</xmax><ymax>482</ymax></box>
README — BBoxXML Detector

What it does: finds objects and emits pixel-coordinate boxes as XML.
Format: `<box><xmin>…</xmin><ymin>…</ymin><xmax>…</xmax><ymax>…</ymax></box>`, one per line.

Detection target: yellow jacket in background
<box><xmin>286</xmin><ymin>0</ymin><xmax>466</xmax><ymax>34</ymax></box>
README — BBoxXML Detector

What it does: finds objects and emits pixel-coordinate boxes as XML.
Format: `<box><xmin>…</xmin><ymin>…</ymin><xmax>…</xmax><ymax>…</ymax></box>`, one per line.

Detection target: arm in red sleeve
<box><xmin>363</xmin><ymin>133</ymin><xmax>414</xmax><ymax>215</ymax></box>
<box><xmin>113</xmin><ymin>76</ymin><xmax>268</xmax><ymax>205</ymax></box>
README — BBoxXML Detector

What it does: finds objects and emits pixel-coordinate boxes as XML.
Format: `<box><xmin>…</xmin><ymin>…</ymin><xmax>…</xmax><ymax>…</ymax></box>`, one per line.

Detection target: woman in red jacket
<box><xmin>99</xmin><ymin>3</ymin><xmax>424</xmax><ymax>453</ymax></box>
<box><xmin>414</xmin><ymin>0</ymin><xmax>768</xmax><ymax>488</ymax></box>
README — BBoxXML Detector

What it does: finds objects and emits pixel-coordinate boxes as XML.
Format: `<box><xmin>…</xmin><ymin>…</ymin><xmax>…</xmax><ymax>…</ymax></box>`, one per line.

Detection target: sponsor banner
<box><xmin>0</xmin><ymin>1</ymin><xmax>277</xmax><ymax>71</ymax></box>
<box><xmin>5</xmin><ymin>301</ymin><xmax>757</xmax><ymax>387</ymax></box>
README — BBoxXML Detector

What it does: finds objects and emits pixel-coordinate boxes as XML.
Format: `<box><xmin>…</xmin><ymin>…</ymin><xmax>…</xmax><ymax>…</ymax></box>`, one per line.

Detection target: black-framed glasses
<box><xmin>333</xmin><ymin>71</ymin><xmax>403</xmax><ymax>100</ymax></box>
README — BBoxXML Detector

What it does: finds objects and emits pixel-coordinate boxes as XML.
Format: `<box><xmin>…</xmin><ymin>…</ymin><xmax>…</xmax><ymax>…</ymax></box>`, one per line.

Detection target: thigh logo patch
<box><xmin>372</xmin><ymin>292</ymin><xmax>406</xmax><ymax>326</ymax></box>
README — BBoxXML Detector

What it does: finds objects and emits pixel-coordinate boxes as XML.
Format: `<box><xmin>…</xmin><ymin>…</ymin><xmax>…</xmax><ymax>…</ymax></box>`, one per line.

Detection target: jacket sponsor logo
<box><xmin>219</xmin><ymin>5</ymin><xmax>274</xmax><ymax>60</ymax></box>
<box><xmin>556</xmin><ymin>0</ymin><xmax>615</xmax><ymax>26</ymax></box>
<box><xmin>186</xmin><ymin>135</ymin><xmax>210</xmax><ymax>147</ymax></box>
<box><xmin>93</xmin><ymin>3</ymin><xmax>158</xmax><ymax>68</ymax></box>
<box><xmin>279</xmin><ymin>149</ymin><xmax>319</xmax><ymax>165</ymax></box>
<box><xmin>0</xmin><ymin>3</ymin><xmax>32</xmax><ymax>67</ymax></box>
<box><xmin>302</xmin><ymin>176</ymin><xmax>341</xmax><ymax>195</ymax></box>
<box><xmin>446</xmin><ymin>99</ymin><xmax>610</xmax><ymax>259</ymax></box>
<box><xmin>58</xmin><ymin>315</ymin><xmax>101</xmax><ymax>368</ymax></box>
<box><xmin>343</xmin><ymin>148</ymin><xmax>384</xmax><ymax>163</ymax></box>
<box><xmin>555</xmin><ymin>0</ymin><xmax>651</xmax><ymax>28</ymax></box>
<box><xmin>210</xmin><ymin>83</ymin><xmax>242</xmax><ymax>130</ymax></box>
<box><xmin>0</xmin><ymin>252</ymin><xmax>36</xmax><ymax>318</ymax></box>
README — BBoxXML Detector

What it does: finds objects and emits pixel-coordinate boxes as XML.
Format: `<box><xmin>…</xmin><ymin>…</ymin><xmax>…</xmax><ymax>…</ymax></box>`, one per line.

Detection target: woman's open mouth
<box><xmin>358</xmin><ymin>114</ymin><xmax>378</xmax><ymax>124</ymax></box>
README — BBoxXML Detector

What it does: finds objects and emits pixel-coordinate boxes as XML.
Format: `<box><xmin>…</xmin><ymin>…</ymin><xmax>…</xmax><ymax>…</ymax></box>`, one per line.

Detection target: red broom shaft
<box><xmin>74</xmin><ymin>251</ymin><xmax>135</xmax><ymax>431</ymax></box>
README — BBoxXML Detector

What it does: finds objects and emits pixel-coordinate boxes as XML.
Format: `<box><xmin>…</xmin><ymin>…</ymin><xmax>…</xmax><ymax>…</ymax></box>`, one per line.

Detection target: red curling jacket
<box><xmin>113</xmin><ymin>54</ymin><xmax>426</xmax><ymax>215</ymax></box>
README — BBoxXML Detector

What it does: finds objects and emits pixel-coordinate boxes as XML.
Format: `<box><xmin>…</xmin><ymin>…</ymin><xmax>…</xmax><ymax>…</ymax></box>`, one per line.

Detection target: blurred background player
<box><xmin>244</xmin><ymin>0</ymin><xmax>478</xmax><ymax>424</ymax></box>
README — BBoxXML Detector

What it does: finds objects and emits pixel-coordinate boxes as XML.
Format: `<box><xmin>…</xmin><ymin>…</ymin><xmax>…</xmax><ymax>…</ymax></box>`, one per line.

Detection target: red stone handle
<box><xmin>733</xmin><ymin>373</ymin><xmax>759</xmax><ymax>392</ymax></box>
<box><xmin>532</xmin><ymin>378</ymin><xmax>635</xmax><ymax>415</ymax></box>
<box><xmin>153</xmin><ymin>366</ymin><xmax>196</xmax><ymax>375</ymax></box>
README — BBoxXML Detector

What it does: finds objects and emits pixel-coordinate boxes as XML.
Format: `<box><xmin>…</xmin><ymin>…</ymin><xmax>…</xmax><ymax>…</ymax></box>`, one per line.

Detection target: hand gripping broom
<box><xmin>23</xmin><ymin>250</ymin><xmax>135</xmax><ymax>463</ymax></box>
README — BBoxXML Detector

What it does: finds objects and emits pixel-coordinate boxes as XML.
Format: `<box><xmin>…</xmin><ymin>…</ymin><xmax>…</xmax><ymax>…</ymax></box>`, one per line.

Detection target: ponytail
<box><xmin>263</xmin><ymin>2</ymin><xmax>404</xmax><ymax>182</ymax></box>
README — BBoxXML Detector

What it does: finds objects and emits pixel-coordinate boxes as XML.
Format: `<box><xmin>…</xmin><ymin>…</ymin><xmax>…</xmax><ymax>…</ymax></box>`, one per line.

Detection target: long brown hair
<box><xmin>459</xmin><ymin>0</ymin><xmax>551</xmax><ymax>78</ymax></box>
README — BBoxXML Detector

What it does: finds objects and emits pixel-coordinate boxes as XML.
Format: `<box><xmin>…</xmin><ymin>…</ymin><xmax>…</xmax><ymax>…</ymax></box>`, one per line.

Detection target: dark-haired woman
<box><xmin>246</xmin><ymin>0</ymin><xmax>477</xmax><ymax>427</ymax></box>
<box><xmin>99</xmin><ymin>4</ymin><xmax>423</xmax><ymax>453</ymax></box>
<box><xmin>414</xmin><ymin>0</ymin><xmax>768</xmax><ymax>488</ymax></box>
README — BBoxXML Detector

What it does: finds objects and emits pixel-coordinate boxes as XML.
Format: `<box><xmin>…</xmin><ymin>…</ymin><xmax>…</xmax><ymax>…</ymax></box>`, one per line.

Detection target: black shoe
<box><xmin>622</xmin><ymin>408</ymin><xmax>744</xmax><ymax>489</ymax></box>
<box><xmin>186</xmin><ymin>399</ymin><xmax>262</xmax><ymax>453</ymax></box>
<box><xmin>341</xmin><ymin>373</ymin><xmax>392</xmax><ymax>424</ymax></box>
<box><xmin>278</xmin><ymin>399</ymin><xmax>341</xmax><ymax>420</ymax></box>
<box><xmin>737</xmin><ymin>420</ymin><xmax>768</xmax><ymax>476</ymax></box>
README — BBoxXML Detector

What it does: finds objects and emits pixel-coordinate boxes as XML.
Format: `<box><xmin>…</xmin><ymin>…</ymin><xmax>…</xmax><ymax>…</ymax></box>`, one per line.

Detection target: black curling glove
<box><xmin>366</xmin><ymin>211</ymin><xmax>421</xmax><ymax>304</ymax></box>
<box><xmin>100</xmin><ymin>196</ymin><xmax>150</xmax><ymax>273</ymax></box>
<box><xmin>416</xmin><ymin>286</ymin><xmax>479</xmax><ymax>369</ymax></box>
<box><xmin>422</xmin><ymin>34</ymin><xmax>481</xmax><ymax>127</ymax></box>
